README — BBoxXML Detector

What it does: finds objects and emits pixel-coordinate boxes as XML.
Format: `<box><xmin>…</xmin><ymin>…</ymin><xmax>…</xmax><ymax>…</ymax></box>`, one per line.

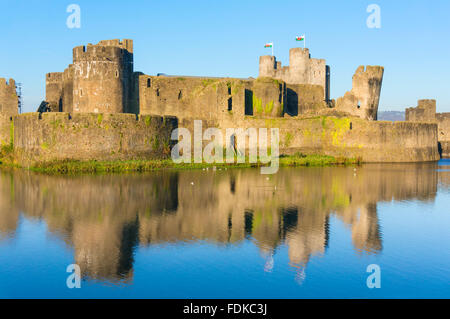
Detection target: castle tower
<box><xmin>259</xmin><ymin>55</ymin><xmax>276</xmax><ymax>78</ymax></box>
<box><xmin>72</xmin><ymin>39</ymin><xmax>134</xmax><ymax>113</ymax></box>
<box><xmin>45</xmin><ymin>72</ymin><xmax>63</xmax><ymax>112</ymax></box>
<box><xmin>335</xmin><ymin>66</ymin><xmax>384</xmax><ymax>120</ymax></box>
<box><xmin>258</xmin><ymin>48</ymin><xmax>330</xmax><ymax>102</ymax></box>
<box><xmin>405</xmin><ymin>99</ymin><xmax>437</xmax><ymax>123</ymax></box>
<box><xmin>0</xmin><ymin>78</ymin><xmax>19</xmax><ymax>117</ymax></box>
<box><xmin>288</xmin><ymin>48</ymin><xmax>310</xmax><ymax>84</ymax></box>
<box><xmin>417</xmin><ymin>99</ymin><xmax>436</xmax><ymax>121</ymax></box>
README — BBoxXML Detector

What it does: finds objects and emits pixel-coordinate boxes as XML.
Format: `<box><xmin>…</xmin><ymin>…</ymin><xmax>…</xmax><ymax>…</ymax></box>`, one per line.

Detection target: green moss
<box><xmin>201</xmin><ymin>79</ymin><xmax>216</xmax><ymax>87</ymax></box>
<box><xmin>264</xmin><ymin>118</ymin><xmax>284</xmax><ymax>127</ymax></box>
<box><xmin>253</xmin><ymin>95</ymin><xmax>263</xmax><ymax>113</ymax></box>
<box><xmin>50</xmin><ymin>119</ymin><xmax>64</xmax><ymax>129</ymax></box>
<box><xmin>264</xmin><ymin>100</ymin><xmax>274</xmax><ymax>114</ymax></box>
<box><xmin>330</xmin><ymin>117</ymin><xmax>351</xmax><ymax>147</ymax></box>
<box><xmin>41</xmin><ymin>142</ymin><xmax>49</xmax><ymax>150</ymax></box>
<box><xmin>151</xmin><ymin>135</ymin><xmax>160</xmax><ymax>150</ymax></box>
<box><xmin>119</xmin><ymin>132</ymin><xmax>123</xmax><ymax>151</ymax></box>
<box><xmin>145</xmin><ymin>116</ymin><xmax>151</xmax><ymax>126</ymax></box>
<box><xmin>21</xmin><ymin>154</ymin><xmax>360</xmax><ymax>175</ymax></box>
<box><xmin>284</xmin><ymin>132</ymin><xmax>293</xmax><ymax>147</ymax></box>
<box><xmin>97</xmin><ymin>114</ymin><xmax>103</xmax><ymax>125</ymax></box>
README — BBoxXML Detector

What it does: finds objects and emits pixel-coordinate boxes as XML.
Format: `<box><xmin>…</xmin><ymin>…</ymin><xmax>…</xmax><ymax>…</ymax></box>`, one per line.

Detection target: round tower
<box><xmin>72</xmin><ymin>40</ymin><xmax>133</xmax><ymax>113</ymax></box>
<box><xmin>288</xmin><ymin>48</ymin><xmax>310</xmax><ymax>84</ymax></box>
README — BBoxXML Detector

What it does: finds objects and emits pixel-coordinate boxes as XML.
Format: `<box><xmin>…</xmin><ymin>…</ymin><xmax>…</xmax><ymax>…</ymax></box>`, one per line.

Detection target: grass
<box><xmin>0</xmin><ymin>152</ymin><xmax>361</xmax><ymax>175</ymax></box>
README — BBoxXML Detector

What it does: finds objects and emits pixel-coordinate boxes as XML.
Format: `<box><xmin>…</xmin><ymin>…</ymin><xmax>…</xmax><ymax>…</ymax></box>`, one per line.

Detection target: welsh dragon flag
<box><xmin>296</xmin><ymin>36</ymin><xmax>305</xmax><ymax>41</ymax></box>
<box><xmin>264</xmin><ymin>43</ymin><xmax>273</xmax><ymax>48</ymax></box>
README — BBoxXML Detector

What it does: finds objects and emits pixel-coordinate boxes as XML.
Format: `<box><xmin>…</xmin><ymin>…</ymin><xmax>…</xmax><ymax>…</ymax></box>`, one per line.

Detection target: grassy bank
<box><xmin>0</xmin><ymin>151</ymin><xmax>361</xmax><ymax>174</ymax></box>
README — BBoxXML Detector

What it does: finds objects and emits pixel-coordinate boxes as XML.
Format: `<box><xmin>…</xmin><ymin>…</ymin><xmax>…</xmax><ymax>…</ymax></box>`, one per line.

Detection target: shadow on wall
<box><xmin>286</xmin><ymin>88</ymin><xmax>299</xmax><ymax>116</ymax></box>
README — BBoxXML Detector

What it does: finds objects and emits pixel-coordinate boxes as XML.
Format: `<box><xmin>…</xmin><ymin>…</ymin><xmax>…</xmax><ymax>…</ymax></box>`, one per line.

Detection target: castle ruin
<box><xmin>0</xmin><ymin>39</ymin><xmax>446</xmax><ymax>164</ymax></box>
<box><xmin>0</xmin><ymin>78</ymin><xmax>18</xmax><ymax>118</ymax></box>
<box><xmin>406</xmin><ymin>99</ymin><xmax>450</xmax><ymax>157</ymax></box>
<box><xmin>45</xmin><ymin>39</ymin><xmax>136</xmax><ymax>114</ymax></box>
<box><xmin>0</xmin><ymin>78</ymin><xmax>18</xmax><ymax>145</ymax></box>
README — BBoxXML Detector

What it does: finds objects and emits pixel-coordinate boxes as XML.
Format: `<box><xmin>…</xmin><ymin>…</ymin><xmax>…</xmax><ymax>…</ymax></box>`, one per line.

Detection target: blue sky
<box><xmin>0</xmin><ymin>0</ymin><xmax>449</xmax><ymax>113</ymax></box>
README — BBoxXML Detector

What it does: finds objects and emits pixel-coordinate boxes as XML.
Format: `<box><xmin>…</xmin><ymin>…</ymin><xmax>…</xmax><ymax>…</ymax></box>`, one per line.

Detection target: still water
<box><xmin>0</xmin><ymin>161</ymin><xmax>449</xmax><ymax>298</ymax></box>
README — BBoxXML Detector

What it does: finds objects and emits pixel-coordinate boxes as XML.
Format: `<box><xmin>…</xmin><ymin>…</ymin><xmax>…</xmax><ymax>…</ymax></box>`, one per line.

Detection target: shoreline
<box><xmin>0</xmin><ymin>153</ymin><xmax>361</xmax><ymax>175</ymax></box>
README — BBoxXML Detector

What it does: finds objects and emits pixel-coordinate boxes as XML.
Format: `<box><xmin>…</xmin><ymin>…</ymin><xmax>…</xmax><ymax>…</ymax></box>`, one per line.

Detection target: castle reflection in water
<box><xmin>0</xmin><ymin>163</ymin><xmax>448</xmax><ymax>283</ymax></box>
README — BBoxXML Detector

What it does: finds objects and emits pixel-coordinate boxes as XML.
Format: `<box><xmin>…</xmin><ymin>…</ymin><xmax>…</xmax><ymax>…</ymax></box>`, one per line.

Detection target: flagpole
<box><xmin>304</xmin><ymin>34</ymin><xmax>306</xmax><ymax>49</ymax></box>
<box><xmin>272</xmin><ymin>42</ymin><xmax>274</xmax><ymax>56</ymax></box>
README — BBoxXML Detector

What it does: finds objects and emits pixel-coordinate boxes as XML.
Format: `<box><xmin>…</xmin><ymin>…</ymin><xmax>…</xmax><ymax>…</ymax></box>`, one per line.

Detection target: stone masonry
<box><xmin>0</xmin><ymin>39</ymin><xmax>442</xmax><ymax>163</ymax></box>
<box><xmin>259</xmin><ymin>48</ymin><xmax>330</xmax><ymax>101</ymax></box>
<box><xmin>0</xmin><ymin>78</ymin><xmax>18</xmax><ymax>145</ymax></box>
<box><xmin>0</xmin><ymin>78</ymin><xmax>18</xmax><ymax>117</ymax></box>
<box><xmin>406</xmin><ymin>99</ymin><xmax>450</xmax><ymax>157</ymax></box>
<box><xmin>45</xmin><ymin>39</ymin><xmax>135</xmax><ymax>114</ymax></box>
<box><xmin>335</xmin><ymin>66</ymin><xmax>384</xmax><ymax>121</ymax></box>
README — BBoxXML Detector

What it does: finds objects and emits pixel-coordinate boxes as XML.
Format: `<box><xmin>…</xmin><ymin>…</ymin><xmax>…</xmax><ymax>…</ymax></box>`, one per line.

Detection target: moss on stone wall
<box><xmin>12</xmin><ymin>113</ymin><xmax>177</xmax><ymax>166</ymax></box>
<box><xmin>253</xmin><ymin>95</ymin><xmax>263</xmax><ymax>114</ymax></box>
<box><xmin>265</xmin><ymin>100</ymin><xmax>274</xmax><ymax>114</ymax></box>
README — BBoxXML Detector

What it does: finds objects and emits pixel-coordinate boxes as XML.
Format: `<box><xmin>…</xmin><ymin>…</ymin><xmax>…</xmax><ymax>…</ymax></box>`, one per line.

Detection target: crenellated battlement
<box><xmin>46</xmin><ymin>72</ymin><xmax>63</xmax><ymax>84</ymax></box>
<box><xmin>72</xmin><ymin>39</ymin><xmax>133</xmax><ymax>63</ymax></box>
<box><xmin>97</xmin><ymin>39</ymin><xmax>133</xmax><ymax>53</ymax></box>
<box><xmin>73</xmin><ymin>45</ymin><xmax>127</xmax><ymax>63</ymax></box>
<box><xmin>0</xmin><ymin>77</ymin><xmax>16</xmax><ymax>89</ymax></box>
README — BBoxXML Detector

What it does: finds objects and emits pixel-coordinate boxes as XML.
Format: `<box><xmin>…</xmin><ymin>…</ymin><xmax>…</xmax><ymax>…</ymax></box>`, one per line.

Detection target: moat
<box><xmin>0</xmin><ymin>161</ymin><xmax>449</xmax><ymax>298</ymax></box>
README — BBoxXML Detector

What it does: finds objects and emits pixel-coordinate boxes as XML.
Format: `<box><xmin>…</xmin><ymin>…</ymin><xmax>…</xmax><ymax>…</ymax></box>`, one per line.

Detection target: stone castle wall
<box><xmin>138</xmin><ymin>75</ymin><xmax>327</xmax><ymax>128</ymax></box>
<box><xmin>13</xmin><ymin>112</ymin><xmax>177</xmax><ymax>165</ymax></box>
<box><xmin>0</xmin><ymin>114</ymin><xmax>12</xmax><ymax>145</ymax></box>
<box><xmin>0</xmin><ymin>40</ymin><xmax>442</xmax><ymax>164</ymax></box>
<box><xmin>214</xmin><ymin>116</ymin><xmax>439</xmax><ymax>162</ymax></box>
<box><xmin>406</xmin><ymin>99</ymin><xmax>450</xmax><ymax>157</ymax></box>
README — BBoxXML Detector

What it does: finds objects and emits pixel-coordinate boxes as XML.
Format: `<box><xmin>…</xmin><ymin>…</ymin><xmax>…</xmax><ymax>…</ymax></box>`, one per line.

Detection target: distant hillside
<box><xmin>378</xmin><ymin>111</ymin><xmax>405</xmax><ymax>121</ymax></box>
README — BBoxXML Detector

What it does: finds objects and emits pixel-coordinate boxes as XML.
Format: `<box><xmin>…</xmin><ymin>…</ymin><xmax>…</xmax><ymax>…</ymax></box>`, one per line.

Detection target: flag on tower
<box><xmin>264</xmin><ymin>43</ymin><xmax>273</xmax><ymax>48</ymax></box>
<box><xmin>296</xmin><ymin>36</ymin><xmax>305</xmax><ymax>41</ymax></box>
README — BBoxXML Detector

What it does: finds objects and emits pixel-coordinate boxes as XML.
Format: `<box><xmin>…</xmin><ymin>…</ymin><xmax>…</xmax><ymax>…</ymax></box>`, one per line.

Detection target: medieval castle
<box><xmin>0</xmin><ymin>39</ymin><xmax>448</xmax><ymax>164</ymax></box>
